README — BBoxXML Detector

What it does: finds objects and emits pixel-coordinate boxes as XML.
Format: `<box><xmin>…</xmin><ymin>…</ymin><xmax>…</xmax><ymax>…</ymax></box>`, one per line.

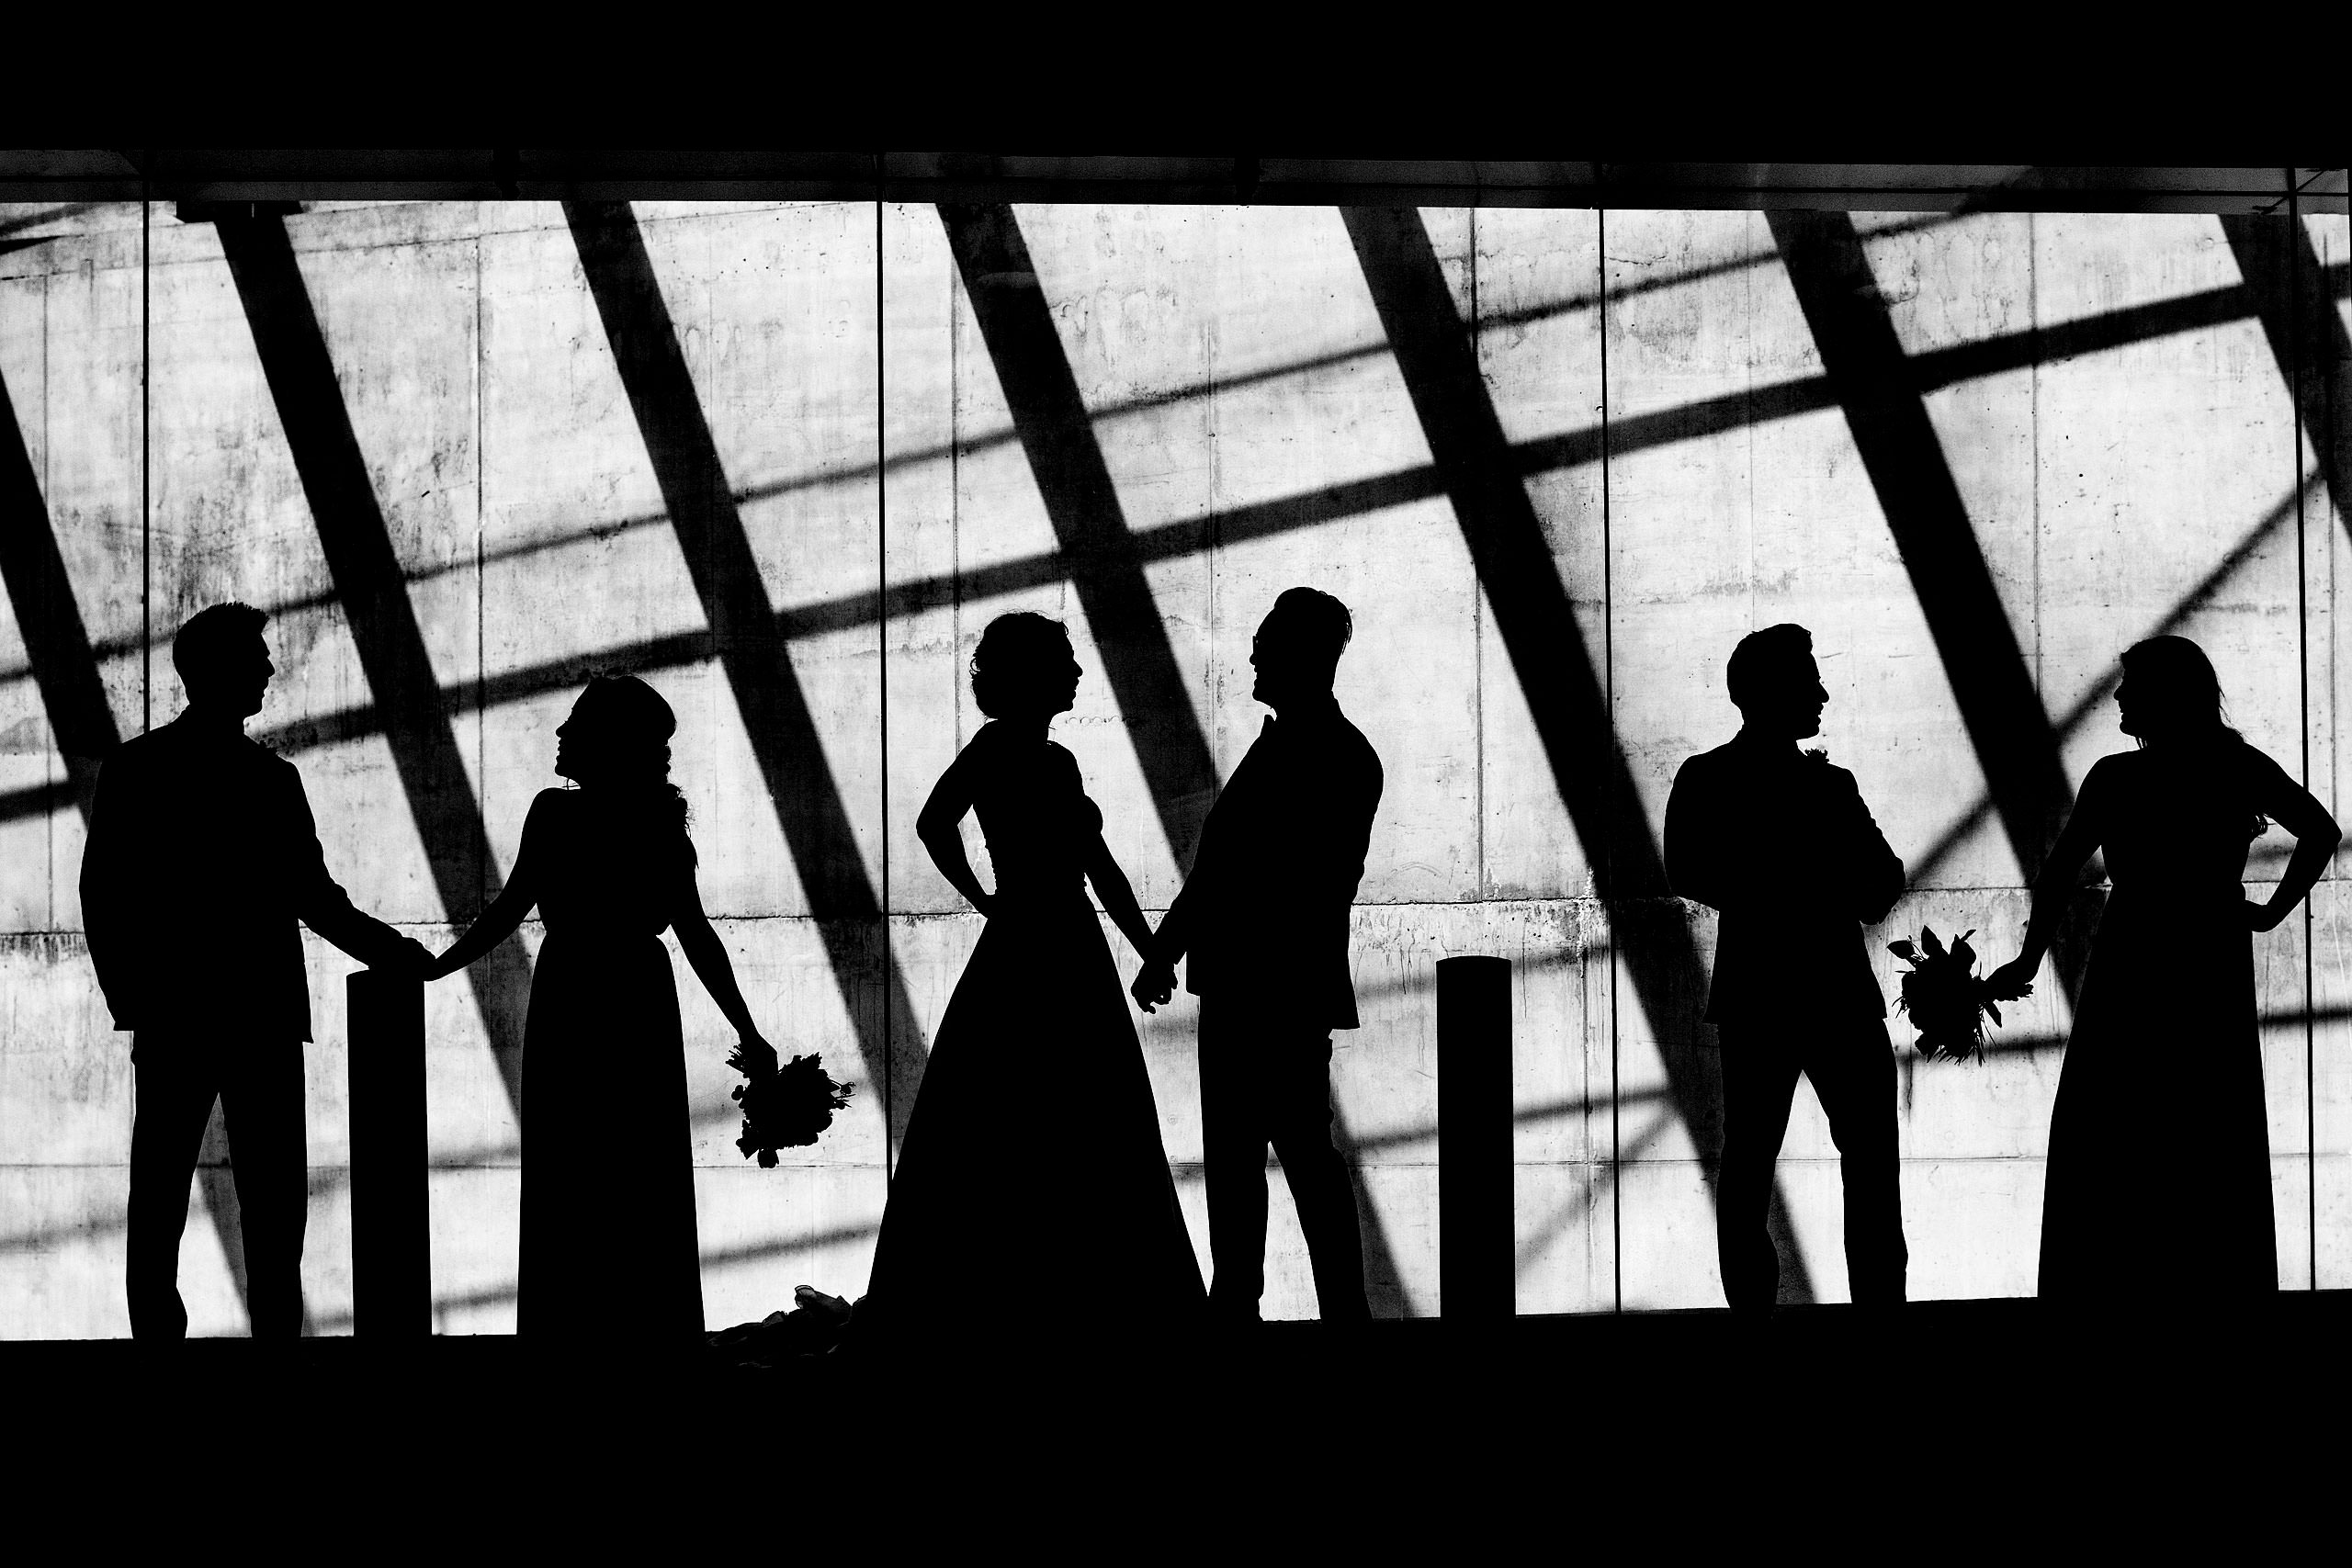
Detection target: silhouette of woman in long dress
<box><xmin>428</xmin><ymin>676</ymin><xmax>778</xmax><ymax>1337</ymax></box>
<box><xmin>857</xmin><ymin>614</ymin><xmax>1204</xmax><ymax>1347</ymax></box>
<box><xmin>1987</xmin><ymin>637</ymin><xmax>2339</xmax><ymax>1301</ymax></box>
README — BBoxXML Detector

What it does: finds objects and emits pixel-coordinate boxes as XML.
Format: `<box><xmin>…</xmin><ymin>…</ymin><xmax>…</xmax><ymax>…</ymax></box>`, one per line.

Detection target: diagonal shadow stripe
<box><xmin>213</xmin><ymin>213</ymin><xmax>531</xmax><ymax>1111</ymax></box>
<box><xmin>937</xmin><ymin>205</ymin><xmax>1225</xmax><ymax>863</ymax></box>
<box><xmin>1770</xmin><ymin>210</ymin><xmax>2097</xmax><ymax>1000</ymax></box>
<box><xmin>0</xmin><ymin>368</ymin><xmax>116</xmax><ymax>814</ymax></box>
<box><xmin>1342</xmin><ymin>206</ymin><xmax>1815</xmax><ymax>1303</ymax></box>
<box><xmin>4</xmin><ymin>254</ymin><xmax>2344</xmax><ymax>714</ymax></box>
<box><xmin>6</xmin><ymin>260</ymin><xmax>2345</xmax><ymax>821</ymax></box>
<box><xmin>1</xmin><ymin>355</ymin><xmax>272</xmax><ymax>1325</ymax></box>
<box><xmin>562</xmin><ymin>200</ymin><xmax>929</xmax><ymax>1152</ymax></box>
<box><xmin>2222</xmin><ymin>215</ymin><xmax>2350</xmax><ymax>534</ymax></box>
<box><xmin>937</xmin><ymin>202</ymin><xmax>1414</xmax><ymax>1316</ymax></box>
<box><xmin>1905</xmin><ymin>474</ymin><xmax>2322</xmax><ymax>889</ymax></box>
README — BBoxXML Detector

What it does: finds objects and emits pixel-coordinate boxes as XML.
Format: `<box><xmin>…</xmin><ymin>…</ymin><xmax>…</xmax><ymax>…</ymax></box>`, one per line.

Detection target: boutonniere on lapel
<box><xmin>1801</xmin><ymin>748</ymin><xmax>1831</xmax><ymax>766</ymax></box>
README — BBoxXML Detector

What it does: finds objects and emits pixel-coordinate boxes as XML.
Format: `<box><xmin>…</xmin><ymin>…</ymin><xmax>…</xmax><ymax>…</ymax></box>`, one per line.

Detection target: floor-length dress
<box><xmin>2040</xmin><ymin>748</ymin><xmax>2278</xmax><ymax>1300</ymax></box>
<box><xmin>861</xmin><ymin>725</ymin><xmax>1205</xmax><ymax>1345</ymax></box>
<box><xmin>517</xmin><ymin>788</ymin><xmax>705</xmax><ymax>1337</ymax></box>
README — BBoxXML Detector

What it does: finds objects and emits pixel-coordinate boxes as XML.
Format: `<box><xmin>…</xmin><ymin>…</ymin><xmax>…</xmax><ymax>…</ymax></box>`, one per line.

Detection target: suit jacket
<box><xmin>1156</xmin><ymin>700</ymin><xmax>1382</xmax><ymax>1030</ymax></box>
<box><xmin>79</xmin><ymin>714</ymin><xmax>409</xmax><ymax>1039</ymax></box>
<box><xmin>1664</xmin><ymin>731</ymin><xmax>1905</xmax><ymax>1028</ymax></box>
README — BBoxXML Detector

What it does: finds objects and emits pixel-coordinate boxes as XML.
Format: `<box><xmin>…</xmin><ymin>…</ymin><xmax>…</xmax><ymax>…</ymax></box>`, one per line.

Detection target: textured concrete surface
<box><xmin>0</xmin><ymin>201</ymin><xmax>2344</xmax><ymax>1335</ymax></box>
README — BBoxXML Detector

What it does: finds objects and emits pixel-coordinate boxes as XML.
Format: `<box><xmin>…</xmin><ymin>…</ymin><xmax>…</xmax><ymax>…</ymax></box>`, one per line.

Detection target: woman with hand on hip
<box><xmin>1986</xmin><ymin>637</ymin><xmax>2337</xmax><ymax>1303</ymax></box>
<box><xmin>855</xmin><ymin>613</ymin><xmax>1204</xmax><ymax>1351</ymax></box>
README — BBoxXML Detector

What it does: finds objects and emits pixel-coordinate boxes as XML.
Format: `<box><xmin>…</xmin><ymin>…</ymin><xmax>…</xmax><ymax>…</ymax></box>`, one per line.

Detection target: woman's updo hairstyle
<box><xmin>570</xmin><ymin>674</ymin><xmax>690</xmax><ymax>829</ymax></box>
<box><xmin>970</xmin><ymin>612</ymin><xmax>1074</xmax><ymax>719</ymax></box>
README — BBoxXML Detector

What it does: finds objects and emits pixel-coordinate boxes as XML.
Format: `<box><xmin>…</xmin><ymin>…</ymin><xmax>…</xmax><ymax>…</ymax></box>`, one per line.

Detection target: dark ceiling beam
<box><xmin>3</xmin><ymin>153</ymin><xmax>2342</xmax><ymax>212</ymax></box>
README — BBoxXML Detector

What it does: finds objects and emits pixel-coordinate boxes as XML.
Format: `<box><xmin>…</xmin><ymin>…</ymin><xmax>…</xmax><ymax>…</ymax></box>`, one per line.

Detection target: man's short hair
<box><xmin>173</xmin><ymin>602</ymin><xmax>268</xmax><ymax>691</ymax></box>
<box><xmin>1725</xmin><ymin>623</ymin><xmax>1814</xmax><ymax>711</ymax></box>
<box><xmin>1263</xmin><ymin>587</ymin><xmax>1353</xmax><ymax>680</ymax></box>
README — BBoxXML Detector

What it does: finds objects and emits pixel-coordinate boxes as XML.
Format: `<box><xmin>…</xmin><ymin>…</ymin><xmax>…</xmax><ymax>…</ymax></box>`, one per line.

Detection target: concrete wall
<box><xmin>0</xmin><ymin>199</ymin><xmax>2344</xmax><ymax>1335</ymax></box>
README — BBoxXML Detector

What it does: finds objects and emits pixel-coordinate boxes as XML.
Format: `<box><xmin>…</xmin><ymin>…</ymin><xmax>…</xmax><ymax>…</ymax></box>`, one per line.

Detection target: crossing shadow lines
<box><xmin>938</xmin><ymin>202</ymin><xmax>1416</xmax><ymax>1314</ymax></box>
<box><xmin>1343</xmin><ymin>206</ymin><xmax>1816</xmax><ymax>1303</ymax></box>
<box><xmin>563</xmin><ymin>200</ymin><xmax>931</xmax><ymax>1151</ymax></box>
<box><xmin>2223</xmin><ymin>215</ymin><xmax>2350</xmax><ymax>537</ymax></box>
<box><xmin>0</xmin><ymin>363</ymin><xmax>117</xmax><ymax>816</ymax></box>
<box><xmin>1769</xmin><ymin>209</ymin><xmax>2098</xmax><ymax>1000</ymax></box>
<box><xmin>0</xmin><ymin>351</ymin><xmax>274</xmax><ymax>1325</ymax></box>
<box><xmin>214</xmin><ymin>213</ymin><xmax>532</xmax><ymax>1111</ymax></box>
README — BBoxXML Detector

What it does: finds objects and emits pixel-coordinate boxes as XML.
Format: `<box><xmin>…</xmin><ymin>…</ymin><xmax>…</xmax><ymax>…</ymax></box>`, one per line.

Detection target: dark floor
<box><xmin>16</xmin><ymin>1292</ymin><xmax>2348</xmax><ymax>1419</ymax></box>
<box><xmin>14</xmin><ymin>1294</ymin><xmax>2345</xmax><ymax>1540</ymax></box>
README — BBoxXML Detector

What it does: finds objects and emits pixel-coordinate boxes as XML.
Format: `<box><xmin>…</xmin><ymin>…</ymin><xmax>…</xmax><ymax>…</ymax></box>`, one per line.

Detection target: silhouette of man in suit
<box><xmin>81</xmin><ymin>603</ymin><xmax>427</xmax><ymax>1338</ymax></box>
<box><xmin>1133</xmin><ymin>588</ymin><xmax>1383</xmax><ymax>1325</ymax></box>
<box><xmin>1664</xmin><ymin>624</ymin><xmax>1907</xmax><ymax>1315</ymax></box>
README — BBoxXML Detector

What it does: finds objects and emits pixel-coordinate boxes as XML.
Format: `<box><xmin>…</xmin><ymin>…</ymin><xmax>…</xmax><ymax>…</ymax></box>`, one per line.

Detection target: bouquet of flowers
<box><xmin>1887</xmin><ymin>926</ymin><xmax>2008</xmax><ymax>1063</ymax></box>
<box><xmin>732</xmin><ymin>1053</ymin><xmax>855</xmax><ymax>1168</ymax></box>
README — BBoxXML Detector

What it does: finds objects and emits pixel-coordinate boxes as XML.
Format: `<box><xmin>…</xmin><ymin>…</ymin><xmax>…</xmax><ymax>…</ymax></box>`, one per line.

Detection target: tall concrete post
<box><xmin>1438</xmin><ymin>954</ymin><xmax>1513</xmax><ymax>1322</ymax></box>
<box><xmin>347</xmin><ymin>969</ymin><xmax>429</xmax><ymax>1336</ymax></box>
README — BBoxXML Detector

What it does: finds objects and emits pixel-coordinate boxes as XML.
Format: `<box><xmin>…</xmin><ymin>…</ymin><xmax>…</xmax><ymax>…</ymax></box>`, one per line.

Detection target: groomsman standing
<box><xmin>1665</xmin><ymin>624</ymin><xmax>1908</xmax><ymax>1315</ymax></box>
<box><xmin>1134</xmin><ymin>588</ymin><xmax>1383</xmax><ymax>1326</ymax></box>
<box><xmin>81</xmin><ymin>603</ymin><xmax>427</xmax><ymax>1338</ymax></box>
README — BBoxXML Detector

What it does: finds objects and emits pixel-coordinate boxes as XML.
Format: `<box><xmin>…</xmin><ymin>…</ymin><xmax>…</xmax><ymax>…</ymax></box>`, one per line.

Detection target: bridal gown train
<box><xmin>859</xmin><ymin>723</ymin><xmax>1205</xmax><ymax>1345</ymax></box>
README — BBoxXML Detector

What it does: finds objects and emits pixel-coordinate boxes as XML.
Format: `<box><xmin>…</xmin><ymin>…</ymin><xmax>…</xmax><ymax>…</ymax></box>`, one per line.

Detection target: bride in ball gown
<box><xmin>856</xmin><ymin>613</ymin><xmax>1205</xmax><ymax>1348</ymax></box>
<box><xmin>1987</xmin><ymin>637</ymin><xmax>2339</xmax><ymax>1302</ymax></box>
<box><xmin>428</xmin><ymin>675</ymin><xmax>778</xmax><ymax>1338</ymax></box>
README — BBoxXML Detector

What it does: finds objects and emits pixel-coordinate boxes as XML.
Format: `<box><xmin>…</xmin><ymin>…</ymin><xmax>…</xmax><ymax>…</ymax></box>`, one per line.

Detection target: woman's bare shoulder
<box><xmin>2081</xmin><ymin>750</ymin><xmax>2141</xmax><ymax>788</ymax></box>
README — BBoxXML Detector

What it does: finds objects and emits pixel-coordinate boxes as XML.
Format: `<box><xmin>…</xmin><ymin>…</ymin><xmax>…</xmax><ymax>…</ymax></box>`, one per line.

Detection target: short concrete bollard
<box><xmin>347</xmin><ymin>968</ymin><xmax>429</xmax><ymax>1337</ymax></box>
<box><xmin>1438</xmin><ymin>954</ymin><xmax>1513</xmax><ymax>1322</ymax></box>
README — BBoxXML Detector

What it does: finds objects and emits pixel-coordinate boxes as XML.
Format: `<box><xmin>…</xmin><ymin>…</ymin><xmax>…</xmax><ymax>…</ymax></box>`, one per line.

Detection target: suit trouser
<box><xmin>1197</xmin><ymin>998</ymin><xmax>1370</xmax><ymax>1323</ymax></box>
<box><xmin>128</xmin><ymin>1030</ymin><xmax>308</xmax><ymax>1338</ymax></box>
<box><xmin>1715</xmin><ymin>1017</ymin><xmax>1905</xmax><ymax>1314</ymax></box>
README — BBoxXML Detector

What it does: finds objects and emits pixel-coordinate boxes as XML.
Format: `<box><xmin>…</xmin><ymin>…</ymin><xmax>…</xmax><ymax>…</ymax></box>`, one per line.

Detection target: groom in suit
<box><xmin>1133</xmin><ymin>588</ymin><xmax>1383</xmax><ymax>1325</ymax></box>
<box><xmin>81</xmin><ymin>602</ymin><xmax>428</xmax><ymax>1337</ymax></box>
<box><xmin>1664</xmin><ymin>623</ymin><xmax>1908</xmax><ymax>1316</ymax></box>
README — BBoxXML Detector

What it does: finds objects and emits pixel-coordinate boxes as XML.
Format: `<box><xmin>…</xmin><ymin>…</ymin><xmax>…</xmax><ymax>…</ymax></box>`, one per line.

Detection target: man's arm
<box><xmin>1130</xmin><ymin>770</ymin><xmax>1236</xmax><ymax>1009</ymax></box>
<box><xmin>1132</xmin><ymin>836</ymin><xmax>1204</xmax><ymax>1011</ymax></box>
<box><xmin>1149</xmin><ymin>781</ymin><xmax>1230</xmax><ymax>969</ymax></box>
<box><xmin>1840</xmin><ymin>774</ymin><xmax>1906</xmax><ymax>925</ymax></box>
<box><xmin>280</xmin><ymin>765</ymin><xmax>427</xmax><ymax>974</ymax></box>
<box><xmin>1663</xmin><ymin>758</ymin><xmax>1733</xmax><ymax>911</ymax></box>
<box><xmin>1325</xmin><ymin>742</ymin><xmax>1382</xmax><ymax>909</ymax></box>
<box><xmin>77</xmin><ymin>748</ymin><xmax>140</xmax><ymax>1025</ymax></box>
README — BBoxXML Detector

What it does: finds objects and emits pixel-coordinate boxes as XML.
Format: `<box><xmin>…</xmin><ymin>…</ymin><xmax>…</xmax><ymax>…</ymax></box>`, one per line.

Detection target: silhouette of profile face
<box><xmin>1250</xmin><ymin>588</ymin><xmax>1351</xmax><ymax>710</ymax></box>
<box><xmin>554</xmin><ymin>701</ymin><xmax>599</xmax><ymax>784</ymax></box>
<box><xmin>971</xmin><ymin>613</ymin><xmax>1080</xmax><ymax>720</ymax></box>
<box><xmin>1725</xmin><ymin>624</ymin><xmax>1825</xmax><ymax>740</ymax></box>
<box><xmin>173</xmin><ymin>602</ymin><xmax>274</xmax><ymax>720</ymax></box>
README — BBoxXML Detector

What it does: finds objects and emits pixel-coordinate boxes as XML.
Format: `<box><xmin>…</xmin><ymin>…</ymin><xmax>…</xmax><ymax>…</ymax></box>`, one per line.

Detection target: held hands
<box><xmin>2245</xmin><ymin>898</ymin><xmax>2290</xmax><ymax>933</ymax></box>
<box><xmin>379</xmin><ymin>936</ymin><xmax>437</xmax><ymax>981</ymax></box>
<box><xmin>1130</xmin><ymin>959</ymin><xmax>1178</xmax><ymax>1014</ymax></box>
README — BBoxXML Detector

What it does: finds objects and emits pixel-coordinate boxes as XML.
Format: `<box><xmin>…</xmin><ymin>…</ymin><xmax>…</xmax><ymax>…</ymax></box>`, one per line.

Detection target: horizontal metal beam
<box><xmin>3</xmin><ymin>152</ymin><xmax>2343</xmax><ymax>212</ymax></box>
